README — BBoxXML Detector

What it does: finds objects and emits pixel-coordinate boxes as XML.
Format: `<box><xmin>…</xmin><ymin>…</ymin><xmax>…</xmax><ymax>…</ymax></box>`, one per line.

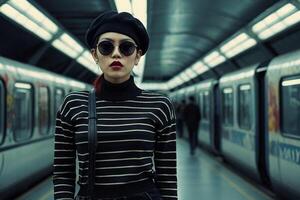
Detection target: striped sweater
<box><xmin>53</xmin><ymin>76</ymin><xmax>177</xmax><ymax>199</ymax></box>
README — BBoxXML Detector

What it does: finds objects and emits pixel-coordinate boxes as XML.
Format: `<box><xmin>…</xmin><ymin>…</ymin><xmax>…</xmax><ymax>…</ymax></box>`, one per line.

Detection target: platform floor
<box><xmin>16</xmin><ymin>139</ymin><xmax>275</xmax><ymax>200</ymax></box>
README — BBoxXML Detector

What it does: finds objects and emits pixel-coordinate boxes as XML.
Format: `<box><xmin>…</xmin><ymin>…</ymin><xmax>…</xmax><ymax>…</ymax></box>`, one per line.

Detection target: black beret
<box><xmin>85</xmin><ymin>10</ymin><xmax>149</xmax><ymax>55</ymax></box>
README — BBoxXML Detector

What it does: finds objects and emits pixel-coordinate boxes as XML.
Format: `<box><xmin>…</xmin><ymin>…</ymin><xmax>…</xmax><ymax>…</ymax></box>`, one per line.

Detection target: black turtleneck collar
<box><xmin>96</xmin><ymin>75</ymin><xmax>142</xmax><ymax>101</ymax></box>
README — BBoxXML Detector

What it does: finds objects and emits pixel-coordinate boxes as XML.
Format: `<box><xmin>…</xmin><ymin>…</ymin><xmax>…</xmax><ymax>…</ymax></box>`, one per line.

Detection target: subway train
<box><xmin>0</xmin><ymin>56</ymin><xmax>91</xmax><ymax>200</ymax></box>
<box><xmin>170</xmin><ymin>49</ymin><xmax>300</xmax><ymax>199</ymax></box>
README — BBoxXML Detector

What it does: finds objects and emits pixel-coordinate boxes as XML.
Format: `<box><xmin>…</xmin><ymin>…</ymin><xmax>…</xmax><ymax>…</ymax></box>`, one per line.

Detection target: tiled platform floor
<box><xmin>16</xmin><ymin>139</ymin><xmax>275</xmax><ymax>200</ymax></box>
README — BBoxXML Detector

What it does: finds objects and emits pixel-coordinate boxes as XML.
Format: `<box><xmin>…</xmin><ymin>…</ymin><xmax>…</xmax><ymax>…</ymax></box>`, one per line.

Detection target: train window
<box><xmin>281</xmin><ymin>77</ymin><xmax>300</xmax><ymax>137</ymax></box>
<box><xmin>222</xmin><ymin>88</ymin><xmax>234</xmax><ymax>126</ymax></box>
<box><xmin>13</xmin><ymin>83</ymin><xmax>33</xmax><ymax>141</ymax></box>
<box><xmin>0</xmin><ymin>80</ymin><xmax>4</xmax><ymax>145</ymax></box>
<box><xmin>38</xmin><ymin>86</ymin><xmax>50</xmax><ymax>135</ymax></box>
<box><xmin>55</xmin><ymin>88</ymin><xmax>65</xmax><ymax>113</ymax></box>
<box><xmin>238</xmin><ymin>84</ymin><xmax>252</xmax><ymax>130</ymax></box>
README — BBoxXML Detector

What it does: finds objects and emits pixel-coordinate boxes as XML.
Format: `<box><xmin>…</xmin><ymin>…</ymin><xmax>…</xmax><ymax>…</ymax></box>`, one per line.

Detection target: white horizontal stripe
<box><xmin>99</xmin><ymin>117</ymin><xmax>148</xmax><ymax>121</ymax></box>
<box><xmin>54</xmin><ymin>164</ymin><xmax>75</xmax><ymax>166</ymax></box>
<box><xmin>57</xmin><ymin>119</ymin><xmax>72</xmax><ymax>127</ymax></box>
<box><xmin>67</xmin><ymin>93</ymin><xmax>88</xmax><ymax>98</ymax></box>
<box><xmin>75</xmin><ymin>131</ymin><xmax>88</xmax><ymax>134</ymax></box>
<box><xmin>54</xmin><ymin>191</ymin><xmax>73</xmax><ymax>195</ymax></box>
<box><xmin>53</xmin><ymin>177</ymin><xmax>74</xmax><ymax>180</ymax></box>
<box><xmin>55</xmin><ymin>133</ymin><xmax>73</xmax><ymax>139</ymax></box>
<box><xmin>95</xmin><ymin>156</ymin><xmax>152</xmax><ymax>162</ymax></box>
<box><xmin>55</xmin><ymin>184</ymin><xmax>73</xmax><ymax>187</ymax></box>
<box><xmin>53</xmin><ymin>171</ymin><xmax>74</xmax><ymax>175</ymax></box>
<box><xmin>163</xmin><ymin>131</ymin><xmax>176</xmax><ymax>136</ymax></box>
<box><xmin>77</xmin><ymin>117</ymin><xmax>88</xmax><ymax>120</ymax></box>
<box><xmin>98</xmin><ymin>139</ymin><xmax>155</xmax><ymax>144</ymax></box>
<box><xmin>98</xmin><ymin>106</ymin><xmax>168</xmax><ymax>121</ymax></box>
<box><xmin>95</xmin><ymin>163</ymin><xmax>151</xmax><ymax>170</ymax></box>
<box><xmin>159</xmin><ymin>188</ymin><xmax>177</xmax><ymax>191</ymax></box>
<box><xmin>157</xmin><ymin>181</ymin><xmax>177</xmax><ymax>183</ymax></box>
<box><xmin>95</xmin><ymin>170</ymin><xmax>152</xmax><ymax>178</ymax></box>
<box><xmin>54</xmin><ymin>157</ymin><xmax>74</xmax><ymax>159</ymax></box>
<box><xmin>158</xmin><ymin>124</ymin><xmax>175</xmax><ymax>132</ymax></box>
<box><xmin>95</xmin><ymin>129</ymin><xmax>155</xmax><ymax>134</ymax></box>
<box><xmin>77</xmin><ymin>152</ymin><xmax>89</xmax><ymax>156</ymax></box>
<box><xmin>75</xmin><ymin>124</ymin><xmax>88</xmax><ymax>127</ymax></box>
<box><xmin>97</xmin><ymin>123</ymin><xmax>155</xmax><ymax>128</ymax></box>
<box><xmin>157</xmin><ymin>139</ymin><xmax>176</xmax><ymax>143</ymax></box>
<box><xmin>55</xmin><ymin>141</ymin><xmax>73</xmax><ymax>145</ymax></box>
<box><xmin>156</xmin><ymin>174</ymin><xmax>176</xmax><ymax>176</ymax></box>
<box><xmin>75</xmin><ymin>129</ymin><xmax>154</xmax><ymax>135</ymax></box>
<box><xmin>56</xmin><ymin>126</ymin><xmax>72</xmax><ymax>133</ymax></box>
<box><xmin>99</xmin><ymin>112</ymin><xmax>163</xmax><ymax>125</ymax></box>
<box><xmin>65</xmin><ymin>104</ymin><xmax>87</xmax><ymax>117</ymax></box>
<box><xmin>61</xmin><ymin>98</ymin><xmax>87</xmax><ymax>115</ymax></box>
<box><xmin>71</xmin><ymin>111</ymin><xmax>88</xmax><ymax>121</ymax></box>
<box><xmin>76</xmin><ymin>141</ymin><xmax>88</xmax><ymax>145</ymax></box>
<box><xmin>97</xmin><ymin>150</ymin><xmax>153</xmax><ymax>154</ymax></box>
<box><xmin>161</xmin><ymin>195</ymin><xmax>177</xmax><ymax>198</ymax></box>
<box><xmin>94</xmin><ymin>177</ymin><xmax>149</xmax><ymax>185</ymax></box>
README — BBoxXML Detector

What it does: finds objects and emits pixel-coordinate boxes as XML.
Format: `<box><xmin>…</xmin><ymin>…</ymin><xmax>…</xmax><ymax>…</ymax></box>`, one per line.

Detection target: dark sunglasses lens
<box><xmin>98</xmin><ymin>41</ymin><xmax>114</xmax><ymax>55</ymax></box>
<box><xmin>119</xmin><ymin>42</ymin><xmax>136</xmax><ymax>56</ymax></box>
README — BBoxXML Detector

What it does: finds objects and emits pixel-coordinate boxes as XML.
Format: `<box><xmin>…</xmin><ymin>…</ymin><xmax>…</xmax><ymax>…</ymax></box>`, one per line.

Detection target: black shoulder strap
<box><xmin>88</xmin><ymin>88</ymin><xmax>97</xmax><ymax>198</ymax></box>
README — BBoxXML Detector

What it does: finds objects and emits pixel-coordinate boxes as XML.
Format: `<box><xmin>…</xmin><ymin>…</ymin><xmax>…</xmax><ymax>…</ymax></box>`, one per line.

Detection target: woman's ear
<box><xmin>134</xmin><ymin>49</ymin><xmax>142</xmax><ymax>65</ymax></box>
<box><xmin>91</xmin><ymin>49</ymin><xmax>99</xmax><ymax>64</ymax></box>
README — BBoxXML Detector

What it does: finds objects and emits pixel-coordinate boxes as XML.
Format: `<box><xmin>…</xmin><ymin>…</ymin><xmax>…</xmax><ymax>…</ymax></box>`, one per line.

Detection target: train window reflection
<box><xmin>238</xmin><ymin>84</ymin><xmax>252</xmax><ymax>130</ymax></box>
<box><xmin>281</xmin><ymin>77</ymin><xmax>300</xmax><ymax>137</ymax></box>
<box><xmin>0</xmin><ymin>80</ymin><xmax>4</xmax><ymax>145</ymax></box>
<box><xmin>38</xmin><ymin>86</ymin><xmax>50</xmax><ymax>135</ymax></box>
<box><xmin>222</xmin><ymin>88</ymin><xmax>233</xmax><ymax>126</ymax></box>
<box><xmin>55</xmin><ymin>88</ymin><xmax>65</xmax><ymax>113</ymax></box>
<box><xmin>13</xmin><ymin>83</ymin><xmax>33</xmax><ymax>141</ymax></box>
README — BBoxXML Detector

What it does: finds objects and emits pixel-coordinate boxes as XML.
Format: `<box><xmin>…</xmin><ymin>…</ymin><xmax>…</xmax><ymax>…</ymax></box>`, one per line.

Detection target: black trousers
<box><xmin>75</xmin><ymin>187</ymin><xmax>161</xmax><ymax>200</ymax></box>
<box><xmin>187</xmin><ymin>126</ymin><xmax>198</xmax><ymax>155</ymax></box>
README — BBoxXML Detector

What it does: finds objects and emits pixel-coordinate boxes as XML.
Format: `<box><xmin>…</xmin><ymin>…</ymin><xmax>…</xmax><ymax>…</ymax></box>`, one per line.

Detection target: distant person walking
<box><xmin>176</xmin><ymin>99</ymin><xmax>186</xmax><ymax>138</ymax></box>
<box><xmin>184</xmin><ymin>96</ymin><xmax>201</xmax><ymax>155</ymax></box>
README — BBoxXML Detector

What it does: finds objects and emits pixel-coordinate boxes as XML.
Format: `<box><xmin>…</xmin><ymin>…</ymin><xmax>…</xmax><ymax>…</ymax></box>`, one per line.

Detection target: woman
<box><xmin>53</xmin><ymin>11</ymin><xmax>177</xmax><ymax>200</ymax></box>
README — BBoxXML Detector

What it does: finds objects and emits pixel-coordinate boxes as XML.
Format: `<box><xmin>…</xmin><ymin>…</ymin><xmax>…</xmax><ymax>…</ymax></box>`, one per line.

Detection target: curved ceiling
<box><xmin>2</xmin><ymin>0</ymin><xmax>300</xmax><ymax>89</ymax></box>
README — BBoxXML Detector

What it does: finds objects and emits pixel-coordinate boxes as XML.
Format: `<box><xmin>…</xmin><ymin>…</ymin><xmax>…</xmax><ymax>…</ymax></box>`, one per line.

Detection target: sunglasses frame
<box><xmin>96</xmin><ymin>40</ymin><xmax>138</xmax><ymax>56</ymax></box>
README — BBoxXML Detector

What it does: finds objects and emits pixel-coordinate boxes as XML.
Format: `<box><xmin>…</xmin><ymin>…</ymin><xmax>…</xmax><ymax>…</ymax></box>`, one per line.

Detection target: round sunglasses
<box><xmin>97</xmin><ymin>40</ymin><xmax>138</xmax><ymax>56</ymax></box>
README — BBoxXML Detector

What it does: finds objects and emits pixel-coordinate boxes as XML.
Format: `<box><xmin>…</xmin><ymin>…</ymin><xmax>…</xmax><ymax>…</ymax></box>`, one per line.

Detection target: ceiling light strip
<box><xmin>0</xmin><ymin>3</ymin><xmax>52</xmax><ymax>41</ymax></box>
<box><xmin>252</xmin><ymin>3</ymin><xmax>300</xmax><ymax>40</ymax></box>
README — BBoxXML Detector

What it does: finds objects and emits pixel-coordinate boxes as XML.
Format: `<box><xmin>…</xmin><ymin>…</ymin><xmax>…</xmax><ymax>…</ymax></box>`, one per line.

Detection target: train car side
<box><xmin>265</xmin><ymin>49</ymin><xmax>300</xmax><ymax>199</ymax></box>
<box><xmin>0</xmin><ymin>57</ymin><xmax>91</xmax><ymax>200</ymax></box>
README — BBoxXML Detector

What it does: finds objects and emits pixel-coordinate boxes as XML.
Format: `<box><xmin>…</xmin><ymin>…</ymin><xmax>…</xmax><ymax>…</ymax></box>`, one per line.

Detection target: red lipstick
<box><xmin>110</xmin><ymin>61</ymin><xmax>123</xmax><ymax>67</ymax></box>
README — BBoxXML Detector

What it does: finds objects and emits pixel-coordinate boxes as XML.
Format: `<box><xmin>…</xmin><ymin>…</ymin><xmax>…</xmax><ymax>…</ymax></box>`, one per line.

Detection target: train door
<box><xmin>212</xmin><ymin>83</ymin><xmax>221</xmax><ymax>154</ymax></box>
<box><xmin>0</xmin><ymin>79</ymin><xmax>4</xmax><ymax>145</ymax></box>
<box><xmin>279</xmin><ymin>76</ymin><xmax>300</xmax><ymax>196</ymax></box>
<box><xmin>0</xmin><ymin>79</ymin><xmax>4</xmax><ymax>175</ymax></box>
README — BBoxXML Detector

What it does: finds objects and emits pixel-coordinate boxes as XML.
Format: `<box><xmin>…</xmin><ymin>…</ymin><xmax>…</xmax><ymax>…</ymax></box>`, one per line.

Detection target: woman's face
<box><xmin>91</xmin><ymin>32</ymin><xmax>142</xmax><ymax>84</ymax></box>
